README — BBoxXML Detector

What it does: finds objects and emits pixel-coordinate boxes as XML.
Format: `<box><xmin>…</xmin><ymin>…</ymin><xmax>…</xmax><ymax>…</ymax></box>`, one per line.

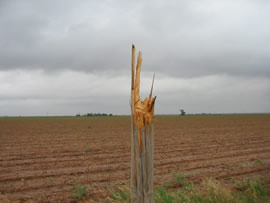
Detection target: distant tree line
<box><xmin>76</xmin><ymin>113</ymin><xmax>113</xmax><ymax>117</ymax></box>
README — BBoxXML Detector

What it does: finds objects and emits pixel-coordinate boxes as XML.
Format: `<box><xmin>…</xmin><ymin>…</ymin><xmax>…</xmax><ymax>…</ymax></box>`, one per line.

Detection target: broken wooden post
<box><xmin>130</xmin><ymin>44</ymin><xmax>156</xmax><ymax>203</ymax></box>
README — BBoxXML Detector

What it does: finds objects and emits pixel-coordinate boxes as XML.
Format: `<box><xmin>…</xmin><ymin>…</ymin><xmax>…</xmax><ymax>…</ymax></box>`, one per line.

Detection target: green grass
<box><xmin>254</xmin><ymin>159</ymin><xmax>263</xmax><ymax>165</ymax></box>
<box><xmin>155</xmin><ymin>186</ymin><xmax>175</xmax><ymax>203</ymax></box>
<box><xmin>110</xmin><ymin>188</ymin><xmax>130</xmax><ymax>202</ymax></box>
<box><xmin>166</xmin><ymin>173</ymin><xmax>194</xmax><ymax>191</ymax></box>
<box><xmin>110</xmin><ymin>175</ymin><xmax>270</xmax><ymax>203</ymax></box>
<box><xmin>71</xmin><ymin>183</ymin><xmax>87</xmax><ymax>200</ymax></box>
<box><xmin>154</xmin><ymin>176</ymin><xmax>270</xmax><ymax>203</ymax></box>
<box><xmin>236</xmin><ymin>178</ymin><xmax>270</xmax><ymax>202</ymax></box>
<box><xmin>86</xmin><ymin>145</ymin><xmax>93</xmax><ymax>152</ymax></box>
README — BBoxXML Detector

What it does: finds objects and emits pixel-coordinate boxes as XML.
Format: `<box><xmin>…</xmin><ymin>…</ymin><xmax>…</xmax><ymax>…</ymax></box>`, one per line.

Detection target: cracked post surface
<box><xmin>131</xmin><ymin>45</ymin><xmax>156</xmax><ymax>152</ymax></box>
<box><xmin>131</xmin><ymin>44</ymin><xmax>156</xmax><ymax>203</ymax></box>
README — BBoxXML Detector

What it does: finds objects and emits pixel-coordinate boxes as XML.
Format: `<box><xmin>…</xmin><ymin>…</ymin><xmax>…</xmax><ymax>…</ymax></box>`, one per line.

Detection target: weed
<box><xmin>173</xmin><ymin>173</ymin><xmax>186</xmax><ymax>186</ymax></box>
<box><xmin>88</xmin><ymin>125</ymin><xmax>91</xmax><ymax>129</ymax></box>
<box><xmin>173</xmin><ymin>189</ymin><xmax>192</xmax><ymax>202</ymax></box>
<box><xmin>226</xmin><ymin>164</ymin><xmax>234</xmax><ymax>169</ymax></box>
<box><xmin>71</xmin><ymin>183</ymin><xmax>87</xmax><ymax>200</ymax></box>
<box><xmin>164</xmin><ymin>183</ymin><xmax>172</xmax><ymax>188</ymax></box>
<box><xmin>86</xmin><ymin>145</ymin><xmax>93</xmax><ymax>152</ymax></box>
<box><xmin>236</xmin><ymin>178</ymin><xmax>270</xmax><ymax>199</ymax></box>
<box><xmin>201</xmin><ymin>178</ymin><xmax>234</xmax><ymax>202</ymax></box>
<box><xmin>154</xmin><ymin>186</ymin><xmax>174</xmax><ymax>203</ymax></box>
<box><xmin>158</xmin><ymin>177</ymin><xmax>270</xmax><ymax>203</ymax></box>
<box><xmin>170</xmin><ymin>173</ymin><xmax>194</xmax><ymax>191</ymax></box>
<box><xmin>255</xmin><ymin>159</ymin><xmax>263</xmax><ymax>165</ymax></box>
<box><xmin>111</xmin><ymin>188</ymin><xmax>130</xmax><ymax>202</ymax></box>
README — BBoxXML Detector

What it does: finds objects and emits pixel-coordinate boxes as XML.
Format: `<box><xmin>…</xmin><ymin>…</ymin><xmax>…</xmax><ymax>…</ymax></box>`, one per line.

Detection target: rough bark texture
<box><xmin>131</xmin><ymin>45</ymin><xmax>156</xmax><ymax>203</ymax></box>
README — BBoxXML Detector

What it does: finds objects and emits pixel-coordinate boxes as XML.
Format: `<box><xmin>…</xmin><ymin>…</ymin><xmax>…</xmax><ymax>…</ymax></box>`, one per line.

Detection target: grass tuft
<box><xmin>201</xmin><ymin>178</ymin><xmax>234</xmax><ymax>202</ymax></box>
<box><xmin>255</xmin><ymin>159</ymin><xmax>263</xmax><ymax>165</ymax></box>
<box><xmin>154</xmin><ymin>186</ymin><xmax>175</xmax><ymax>203</ymax></box>
<box><xmin>167</xmin><ymin>173</ymin><xmax>194</xmax><ymax>191</ymax></box>
<box><xmin>110</xmin><ymin>188</ymin><xmax>130</xmax><ymax>202</ymax></box>
<box><xmin>86</xmin><ymin>145</ymin><xmax>93</xmax><ymax>152</ymax></box>
<box><xmin>71</xmin><ymin>183</ymin><xmax>87</xmax><ymax>200</ymax></box>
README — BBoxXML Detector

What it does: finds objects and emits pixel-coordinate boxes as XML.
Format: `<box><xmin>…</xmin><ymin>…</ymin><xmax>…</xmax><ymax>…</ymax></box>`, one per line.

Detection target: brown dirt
<box><xmin>0</xmin><ymin>115</ymin><xmax>270</xmax><ymax>202</ymax></box>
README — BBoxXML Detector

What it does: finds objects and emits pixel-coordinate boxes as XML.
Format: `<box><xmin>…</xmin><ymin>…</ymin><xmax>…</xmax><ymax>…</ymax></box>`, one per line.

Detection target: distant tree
<box><xmin>180</xmin><ymin>109</ymin><xmax>186</xmax><ymax>116</ymax></box>
<box><xmin>76</xmin><ymin>114</ymin><xmax>81</xmax><ymax>117</ymax></box>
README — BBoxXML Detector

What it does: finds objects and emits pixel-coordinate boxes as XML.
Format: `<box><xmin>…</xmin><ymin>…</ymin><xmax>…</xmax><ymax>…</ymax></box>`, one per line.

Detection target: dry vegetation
<box><xmin>0</xmin><ymin>114</ymin><xmax>270</xmax><ymax>202</ymax></box>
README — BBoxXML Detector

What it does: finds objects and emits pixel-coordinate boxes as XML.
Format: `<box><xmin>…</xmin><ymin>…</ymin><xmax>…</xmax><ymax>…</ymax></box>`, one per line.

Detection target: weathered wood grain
<box><xmin>131</xmin><ymin>45</ymin><xmax>156</xmax><ymax>203</ymax></box>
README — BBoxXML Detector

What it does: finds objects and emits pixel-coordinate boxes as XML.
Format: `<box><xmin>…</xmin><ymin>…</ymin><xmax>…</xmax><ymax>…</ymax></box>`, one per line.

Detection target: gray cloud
<box><xmin>1</xmin><ymin>0</ymin><xmax>270</xmax><ymax>77</ymax></box>
<box><xmin>0</xmin><ymin>0</ymin><xmax>270</xmax><ymax>116</ymax></box>
<box><xmin>0</xmin><ymin>70</ymin><xmax>269</xmax><ymax>116</ymax></box>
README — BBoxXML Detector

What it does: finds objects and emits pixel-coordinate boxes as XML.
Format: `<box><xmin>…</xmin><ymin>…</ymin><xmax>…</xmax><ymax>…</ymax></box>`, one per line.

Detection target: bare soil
<box><xmin>0</xmin><ymin>115</ymin><xmax>270</xmax><ymax>202</ymax></box>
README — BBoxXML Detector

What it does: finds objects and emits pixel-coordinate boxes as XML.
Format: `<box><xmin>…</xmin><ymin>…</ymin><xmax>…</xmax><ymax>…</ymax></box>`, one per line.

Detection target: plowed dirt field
<box><xmin>0</xmin><ymin>115</ymin><xmax>270</xmax><ymax>202</ymax></box>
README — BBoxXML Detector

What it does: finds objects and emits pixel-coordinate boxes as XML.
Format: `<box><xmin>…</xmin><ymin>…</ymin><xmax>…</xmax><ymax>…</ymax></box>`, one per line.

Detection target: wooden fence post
<box><xmin>131</xmin><ymin>44</ymin><xmax>156</xmax><ymax>203</ymax></box>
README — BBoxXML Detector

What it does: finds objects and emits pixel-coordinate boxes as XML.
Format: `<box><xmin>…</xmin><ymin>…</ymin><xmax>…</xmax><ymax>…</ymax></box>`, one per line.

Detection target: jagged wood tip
<box><xmin>131</xmin><ymin>44</ymin><xmax>156</xmax><ymax>138</ymax></box>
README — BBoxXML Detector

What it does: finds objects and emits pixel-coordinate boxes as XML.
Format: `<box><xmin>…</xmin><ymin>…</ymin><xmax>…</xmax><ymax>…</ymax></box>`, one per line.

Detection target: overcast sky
<box><xmin>0</xmin><ymin>0</ymin><xmax>270</xmax><ymax>116</ymax></box>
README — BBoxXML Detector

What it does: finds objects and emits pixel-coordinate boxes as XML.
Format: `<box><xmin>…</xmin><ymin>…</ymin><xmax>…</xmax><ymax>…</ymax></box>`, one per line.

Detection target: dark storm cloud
<box><xmin>0</xmin><ymin>0</ymin><xmax>270</xmax><ymax>77</ymax></box>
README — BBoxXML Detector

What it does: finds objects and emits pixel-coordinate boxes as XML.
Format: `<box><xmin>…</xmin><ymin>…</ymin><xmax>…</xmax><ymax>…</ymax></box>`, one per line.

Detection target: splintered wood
<box><xmin>131</xmin><ymin>44</ymin><xmax>156</xmax><ymax>203</ymax></box>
